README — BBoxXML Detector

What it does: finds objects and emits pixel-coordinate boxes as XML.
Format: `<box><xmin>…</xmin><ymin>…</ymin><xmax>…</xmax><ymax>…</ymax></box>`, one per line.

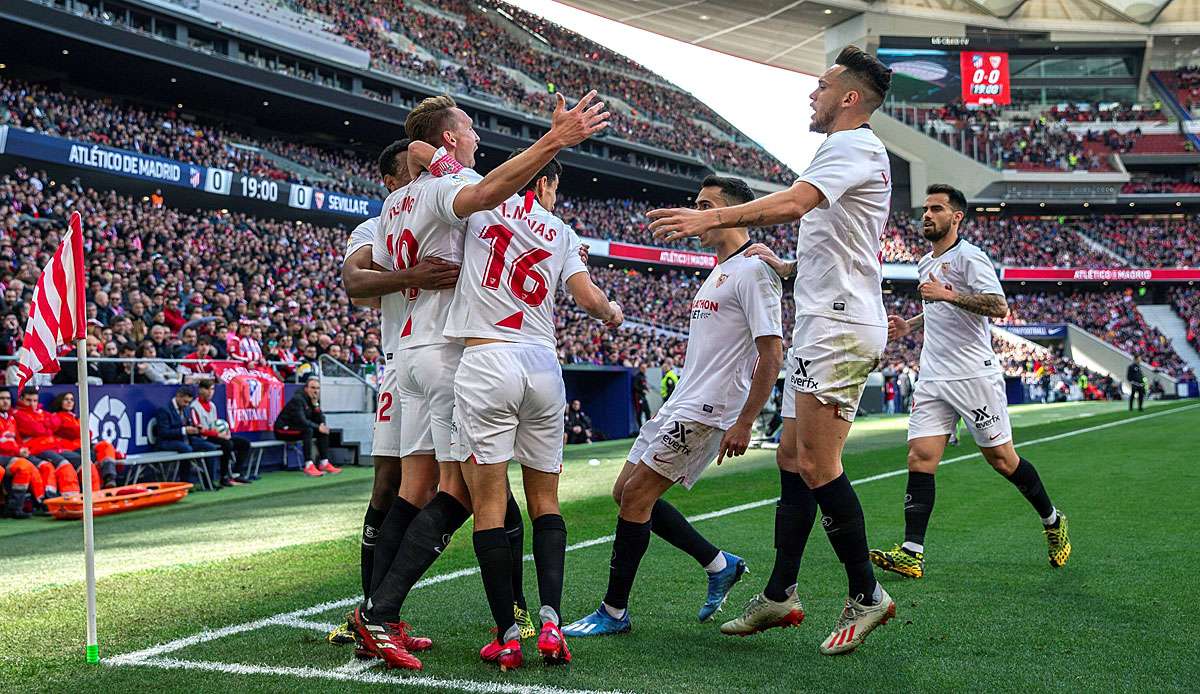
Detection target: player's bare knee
<box><xmin>775</xmin><ymin>443</ymin><xmax>799</xmax><ymax>473</ymax></box>
<box><xmin>907</xmin><ymin>449</ymin><xmax>939</xmax><ymax>474</ymax></box>
<box><xmin>983</xmin><ymin>448</ymin><xmax>1019</xmax><ymax>475</ymax></box>
<box><xmin>611</xmin><ymin>478</ymin><xmax>624</xmax><ymax>506</ymax></box>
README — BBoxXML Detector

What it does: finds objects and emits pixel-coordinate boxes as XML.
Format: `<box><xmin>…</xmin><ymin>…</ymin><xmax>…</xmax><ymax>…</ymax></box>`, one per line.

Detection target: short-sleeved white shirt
<box><xmin>373</xmin><ymin>169</ymin><xmax>482</xmax><ymax>352</ymax></box>
<box><xmin>343</xmin><ymin>216</ymin><xmax>405</xmax><ymax>360</ymax></box>
<box><xmin>794</xmin><ymin>126</ymin><xmax>891</xmax><ymax>328</ymax></box>
<box><xmin>669</xmin><ymin>251</ymin><xmax>783</xmax><ymax>430</ymax></box>
<box><xmin>917</xmin><ymin>238</ymin><xmax>1006</xmax><ymax>381</ymax></box>
<box><xmin>343</xmin><ymin>217</ymin><xmax>377</xmax><ymax>264</ymax></box>
<box><xmin>445</xmin><ymin>194</ymin><xmax>587</xmax><ymax>350</ymax></box>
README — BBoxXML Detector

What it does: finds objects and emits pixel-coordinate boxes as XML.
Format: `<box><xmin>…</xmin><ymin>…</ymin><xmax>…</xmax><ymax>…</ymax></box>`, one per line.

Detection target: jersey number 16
<box><xmin>480</xmin><ymin>224</ymin><xmax>552</xmax><ymax>307</ymax></box>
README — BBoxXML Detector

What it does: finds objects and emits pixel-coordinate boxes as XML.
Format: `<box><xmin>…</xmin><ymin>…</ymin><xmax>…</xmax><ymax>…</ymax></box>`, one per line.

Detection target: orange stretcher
<box><xmin>43</xmin><ymin>482</ymin><xmax>194</xmax><ymax>520</ymax></box>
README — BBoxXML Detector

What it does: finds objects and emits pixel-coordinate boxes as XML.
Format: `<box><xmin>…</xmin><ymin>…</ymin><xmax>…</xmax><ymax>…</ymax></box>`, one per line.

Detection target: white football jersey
<box><xmin>344</xmin><ymin>216</ymin><xmax>405</xmax><ymax>361</ymax></box>
<box><xmin>373</xmin><ymin>169</ymin><xmax>482</xmax><ymax>352</ymax></box>
<box><xmin>794</xmin><ymin>126</ymin><xmax>891</xmax><ymax>328</ymax></box>
<box><xmin>343</xmin><ymin>216</ymin><xmax>376</xmax><ymax>264</ymax></box>
<box><xmin>445</xmin><ymin>194</ymin><xmax>588</xmax><ymax>349</ymax></box>
<box><xmin>917</xmin><ymin>238</ymin><xmax>1005</xmax><ymax>381</ymax></box>
<box><xmin>668</xmin><ymin>250</ymin><xmax>783</xmax><ymax>430</ymax></box>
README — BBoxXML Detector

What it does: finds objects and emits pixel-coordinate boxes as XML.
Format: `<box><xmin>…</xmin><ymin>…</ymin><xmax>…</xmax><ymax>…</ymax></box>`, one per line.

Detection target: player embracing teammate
<box><xmin>349</xmin><ymin>91</ymin><xmax>611</xmax><ymax>671</ymax></box>
<box><xmin>649</xmin><ymin>45</ymin><xmax>898</xmax><ymax>655</ymax></box>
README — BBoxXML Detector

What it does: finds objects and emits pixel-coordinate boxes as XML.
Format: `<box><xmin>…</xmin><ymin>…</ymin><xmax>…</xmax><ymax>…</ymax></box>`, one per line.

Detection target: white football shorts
<box><xmin>908</xmin><ymin>374</ymin><xmax>1012</xmax><ymax>447</ymax></box>
<box><xmin>453</xmin><ymin>343</ymin><xmax>566</xmax><ymax>474</ymax></box>
<box><xmin>372</xmin><ymin>364</ymin><xmax>405</xmax><ymax>458</ymax></box>
<box><xmin>782</xmin><ymin>316</ymin><xmax>886</xmax><ymax>423</ymax></box>
<box><xmin>395</xmin><ymin>342</ymin><xmax>464</xmax><ymax>461</ymax></box>
<box><xmin>627</xmin><ymin>401</ymin><xmax>723</xmax><ymax>490</ymax></box>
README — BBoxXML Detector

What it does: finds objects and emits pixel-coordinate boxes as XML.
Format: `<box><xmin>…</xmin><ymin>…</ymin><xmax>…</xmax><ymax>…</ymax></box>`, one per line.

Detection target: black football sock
<box><xmin>361</xmin><ymin>504</ymin><xmax>389</xmax><ymax>600</ymax></box>
<box><xmin>651</xmin><ymin>498</ymin><xmax>720</xmax><ymax>568</ymax></box>
<box><xmin>812</xmin><ymin>473</ymin><xmax>877</xmax><ymax>604</ymax></box>
<box><xmin>474</xmin><ymin>527</ymin><xmax>516</xmax><ymax>635</ymax></box>
<box><xmin>504</xmin><ymin>493</ymin><xmax>528</xmax><ymax>611</ymax></box>
<box><xmin>602</xmin><ymin>517</ymin><xmax>652</xmax><ymax>612</ymax></box>
<box><xmin>532</xmin><ymin>514</ymin><xmax>567</xmax><ymax>620</ymax></box>
<box><xmin>1005</xmin><ymin>457</ymin><xmax>1057</xmax><ymax>523</ymax></box>
<box><xmin>903</xmin><ymin>472</ymin><xmax>936</xmax><ymax>551</ymax></box>
<box><xmin>368</xmin><ymin>492</ymin><xmax>470</xmax><ymax>621</ymax></box>
<box><xmin>764</xmin><ymin>470</ymin><xmax>817</xmax><ymax>602</ymax></box>
<box><xmin>368</xmin><ymin>498</ymin><xmax>420</xmax><ymax>594</ymax></box>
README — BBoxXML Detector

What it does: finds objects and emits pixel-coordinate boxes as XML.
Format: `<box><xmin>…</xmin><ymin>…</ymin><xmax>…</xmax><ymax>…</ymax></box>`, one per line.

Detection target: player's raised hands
<box><xmin>743</xmin><ymin>243</ymin><xmax>794</xmax><ymax>279</ymax></box>
<box><xmin>406</xmin><ymin>257</ymin><xmax>461</xmax><ymax>290</ymax></box>
<box><xmin>887</xmin><ymin>314</ymin><xmax>910</xmax><ymax>341</ymax></box>
<box><xmin>918</xmin><ymin>272</ymin><xmax>956</xmax><ymax>303</ymax></box>
<box><xmin>550</xmin><ymin>91</ymin><xmax>610</xmax><ymax>148</ymax></box>
<box><xmin>647</xmin><ymin>206</ymin><xmax>714</xmax><ymax>242</ymax></box>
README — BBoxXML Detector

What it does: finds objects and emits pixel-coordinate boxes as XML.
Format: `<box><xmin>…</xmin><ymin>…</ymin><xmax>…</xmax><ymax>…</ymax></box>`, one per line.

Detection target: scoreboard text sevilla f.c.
<box><xmin>959</xmin><ymin>51</ymin><xmax>1011</xmax><ymax>106</ymax></box>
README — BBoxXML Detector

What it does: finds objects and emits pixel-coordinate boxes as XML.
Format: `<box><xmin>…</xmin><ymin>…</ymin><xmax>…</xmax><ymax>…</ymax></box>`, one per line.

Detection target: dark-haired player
<box><xmin>869</xmin><ymin>184</ymin><xmax>1071</xmax><ymax>578</ymax></box>
<box><xmin>649</xmin><ymin>45</ymin><xmax>897</xmax><ymax>655</ymax></box>
<box><xmin>449</xmin><ymin>152</ymin><xmax>622</xmax><ymax>670</ymax></box>
<box><xmin>563</xmin><ymin>176</ymin><xmax>783</xmax><ymax>638</ymax></box>
<box><xmin>332</xmin><ymin>138</ymin><xmax>460</xmax><ymax>646</ymax></box>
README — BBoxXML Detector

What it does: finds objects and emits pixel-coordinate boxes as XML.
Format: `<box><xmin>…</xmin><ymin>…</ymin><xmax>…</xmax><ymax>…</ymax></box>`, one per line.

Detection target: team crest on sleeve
<box><xmin>715</xmin><ymin>273</ymin><xmax>729</xmax><ymax>288</ymax></box>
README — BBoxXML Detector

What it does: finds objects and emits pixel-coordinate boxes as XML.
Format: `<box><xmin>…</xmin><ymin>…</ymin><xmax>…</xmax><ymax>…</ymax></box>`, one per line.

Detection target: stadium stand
<box><xmin>886</xmin><ymin>100</ymin><xmax>1185</xmax><ymax>171</ymax></box>
<box><xmin>1170</xmin><ymin>286</ymin><xmax>1200</xmax><ymax>355</ymax></box>
<box><xmin>997</xmin><ymin>290</ymin><xmax>1187</xmax><ymax>376</ymax></box>
<box><xmin>280</xmin><ymin>0</ymin><xmax>792</xmax><ymax>183</ymax></box>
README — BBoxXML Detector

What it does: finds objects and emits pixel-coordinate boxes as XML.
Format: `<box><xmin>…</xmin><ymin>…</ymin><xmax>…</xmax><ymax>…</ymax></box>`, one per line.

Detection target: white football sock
<box><xmin>703</xmin><ymin>551</ymin><xmax>728</xmax><ymax>574</ymax></box>
<box><xmin>602</xmin><ymin>602</ymin><xmax>627</xmax><ymax>620</ymax></box>
<box><xmin>1041</xmin><ymin>508</ymin><xmax>1058</xmax><ymax>526</ymax></box>
<box><xmin>901</xmin><ymin>541</ymin><xmax>924</xmax><ymax>554</ymax></box>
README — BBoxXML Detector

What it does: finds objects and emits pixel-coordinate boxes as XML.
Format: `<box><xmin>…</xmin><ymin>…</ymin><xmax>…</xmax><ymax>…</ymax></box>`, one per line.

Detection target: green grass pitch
<box><xmin>1</xmin><ymin>399</ymin><xmax>1197</xmax><ymax>692</ymax></box>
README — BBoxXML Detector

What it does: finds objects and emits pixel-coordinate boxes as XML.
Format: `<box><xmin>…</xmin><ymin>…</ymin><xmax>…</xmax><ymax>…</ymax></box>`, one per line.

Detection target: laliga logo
<box><xmin>89</xmin><ymin>395</ymin><xmax>133</xmax><ymax>455</ymax></box>
<box><xmin>246</xmin><ymin>378</ymin><xmax>263</xmax><ymax>407</ymax></box>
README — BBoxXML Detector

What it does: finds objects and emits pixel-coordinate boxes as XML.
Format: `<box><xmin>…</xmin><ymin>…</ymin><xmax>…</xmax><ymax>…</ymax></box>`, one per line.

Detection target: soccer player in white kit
<box><xmin>332</xmin><ymin>138</ymin><xmax>460</xmax><ymax>647</ymax></box>
<box><xmin>351</xmin><ymin>92</ymin><xmax>610</xmax><ymax>671</ymax></box>
<box><xmin>869</xmin><ymin>184</ymin><xmax>1071</xmax><ymax>578</ymax></box>
<box><xmin>562</xmin><ymin>176</ymin><xmax>783</xmax><ymax>640</ymax></box>
<box><xmin>649</xmin><ymin>46</ymin><xmax>897</xmax><ymax>655</ymax></box>
<box><xmin>446</xmin><ymin>154</ymin><xmax>622</xmax><ymax>671</ymax></box>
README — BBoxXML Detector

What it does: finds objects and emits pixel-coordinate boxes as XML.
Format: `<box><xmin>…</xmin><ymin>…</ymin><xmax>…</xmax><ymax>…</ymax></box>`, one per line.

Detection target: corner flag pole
<box><xmin>77</xmin><ymin>337</ymin><xmax>99</xmax><ymax>663</ymax></box>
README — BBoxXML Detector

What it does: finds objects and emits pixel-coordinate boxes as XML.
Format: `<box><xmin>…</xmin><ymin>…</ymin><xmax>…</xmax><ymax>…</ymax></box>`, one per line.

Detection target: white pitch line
<box><xmin>108</xmin><ymin>403</ymin><xmax>1197</xmax><ymax>668</ymax></box>
<box><xmin>271</xmin><ymin>616</ymin><xmax>339</xmax><ymax>633</ymax></box>
<box><xmin>135</xmin><ymin>657</ymin><xmax>628</xmax><ymax>694</ymax></box>
<box><xmin>332</xmin><ymin>656</ymin><xmax>380</xmax><ymax>675</ymax></box>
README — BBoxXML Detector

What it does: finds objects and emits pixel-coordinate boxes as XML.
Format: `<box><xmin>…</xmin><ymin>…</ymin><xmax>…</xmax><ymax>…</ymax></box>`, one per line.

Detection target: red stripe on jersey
<box><xmin>496</xmin><ymin>311</ymin><xmax>524</xmax><ymax>330</ymax></box>
<box><xmin>400</xmin><ymin>317</ymin><xmax>413</xmax><ymax>338</ymax></box>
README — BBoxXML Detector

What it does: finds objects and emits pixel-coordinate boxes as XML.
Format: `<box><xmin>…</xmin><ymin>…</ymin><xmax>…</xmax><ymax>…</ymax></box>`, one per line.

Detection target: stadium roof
<box><xmin>560</xmin><ymin>0</ymin><xmax>1200</xmax><ymax>74</ymax></box>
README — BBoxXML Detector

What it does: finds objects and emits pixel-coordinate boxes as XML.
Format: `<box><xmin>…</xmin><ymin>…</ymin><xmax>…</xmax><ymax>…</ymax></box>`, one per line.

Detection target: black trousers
<box><xmin>204</xmin><ymin>435</ymin><xmax>251</xmax><ymax>478</ymax></box>
<box><xmin>1129</xmin><ymin>384</ymin><xmax>1145</xmax><ymax>411</ymax></box>
<box><xmin>274</xmin><ymin>426</ymin><xmax>330</xmax><ymax>464</ymax></box>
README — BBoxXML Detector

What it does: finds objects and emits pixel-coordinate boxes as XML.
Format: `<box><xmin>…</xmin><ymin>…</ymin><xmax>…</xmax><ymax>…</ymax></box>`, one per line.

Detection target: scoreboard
<box><xmin>959</xmin><ymin>51</ymin><xmax>1011</xmax><ymax>106</ymax></box>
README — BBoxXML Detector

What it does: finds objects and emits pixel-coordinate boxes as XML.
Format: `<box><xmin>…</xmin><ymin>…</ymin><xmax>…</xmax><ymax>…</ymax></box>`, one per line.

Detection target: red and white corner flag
<box><xmin>15</xmin><ymin>211</ymin><xmax>86</xmax><ymax>391</ymax></box>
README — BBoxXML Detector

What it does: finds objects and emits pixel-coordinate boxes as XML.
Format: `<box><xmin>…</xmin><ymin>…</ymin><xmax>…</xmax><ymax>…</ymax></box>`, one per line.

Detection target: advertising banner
<box><xmin>1000</xmin><ymin>267</ymin><xmax>1200</xmax><ymax>282</ymax></box>
<box><xmin>1001</xmin><ymin>324</ymin><xmax>1068</xmax><ymax>339</ymax></box>
<box><xmin>209</xmin><ymin>362</ymin><xmax>285</xmax><ymax>432</ymax></box>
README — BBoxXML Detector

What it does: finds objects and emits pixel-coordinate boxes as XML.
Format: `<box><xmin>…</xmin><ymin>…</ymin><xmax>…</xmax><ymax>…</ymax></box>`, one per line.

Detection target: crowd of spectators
<box><xmin>0</xmin><ymin>169</ymin><xmax>374</xmax><ymax>385</ymax></box>
<box><xmin>0</xmin><ymin>76</ymin><xmax>381</xmax><ymax>198</ymax></box>
<box><xmin>892</xmin><ymin>99</ymin><xmax>1174</xmax><ymax>171</ymax></box>
<box><xmin>1170</xmin><ymin>286</ymin><xmax>1200</xmax><ymax>356</ymax></box>
<box><xmin>284</xmin><ymin>0</ymin><xmax>792</xmax><ymax>183</ymax></box>
<box><xmin>997</xmin><ymin>290</ymin><xmax>1187</xmax><ymax>377</ymax></box>
<box><xmin>2</xmin><ymin>166</ymin><xmax>1194</xmax><ymax>386</ymax></box>
<box><xmin>1074</xmin><ymin>215</ymin><xmax>1200</xmax><ymax>268</ymax></box>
